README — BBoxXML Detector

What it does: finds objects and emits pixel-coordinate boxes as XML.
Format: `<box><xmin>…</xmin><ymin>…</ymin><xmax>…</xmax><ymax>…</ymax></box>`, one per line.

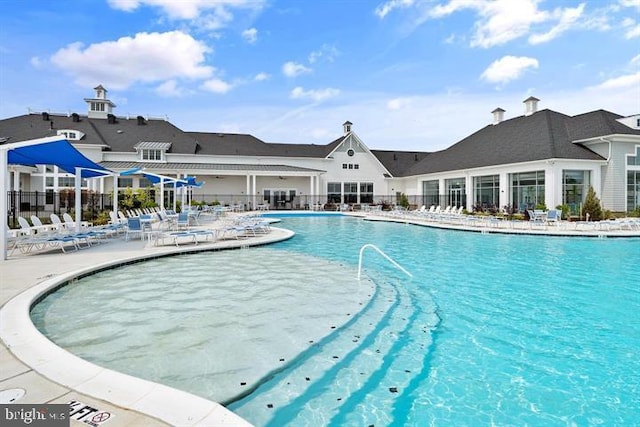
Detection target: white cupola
<box><xmin>491</xmin><ymin>107</ymin><xmax>505</xmax><ymax>125</ymax></box>
<box><xmin>523</xmin><ymin>96</ymin><xmax>540</xmax><ymax>116</ymax></box>
<box><xmin>343</xmin><ymin>120</ymin><xmax>353</xmax><ymax>135</ymax></box>
<box><xmin>84</xmin><ymin>85</ymin><xmax>117</xmax><ymax>119</ymax></box>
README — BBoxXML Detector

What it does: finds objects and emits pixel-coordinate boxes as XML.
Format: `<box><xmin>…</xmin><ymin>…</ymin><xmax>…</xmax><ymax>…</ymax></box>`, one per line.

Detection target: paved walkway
<box><xmin>1</xmin><ymin>220</ymin><xmax>293</xmax><ymax>427</ymax></box>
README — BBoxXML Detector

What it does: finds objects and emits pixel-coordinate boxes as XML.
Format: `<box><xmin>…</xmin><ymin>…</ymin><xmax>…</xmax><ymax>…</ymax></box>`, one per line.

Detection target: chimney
<box><xmin>136</xmin><ymin>115</ymin><xmax>146</xmax><ymax>126</ymax></box>
<box><xmin>342</xmin><ymin>120</ymin><xmax>352</xmax><ymax>135</ymax></box>
<box><xmin>72</xmin><ymin>113</ymin><xmax>80</xmax><ymax>123</ymax></box>
<box><xmin>491</xmin><ymin>108</ymin><xmax>505</xmax><ymax>125</ymax></box>
<box><xmin>107</xmin><ymin>113</ymin><xmax>117</xmax><ymax>124</ymax></box>
<box><xmin>42</xmin><ymin>112</ymin><xmax>50</xmax><ymax>121</ymax></box>
<box><xmin>523</xmin><ymin>96</ymin><xmax>540</xmax><ymax>116</ymax></box>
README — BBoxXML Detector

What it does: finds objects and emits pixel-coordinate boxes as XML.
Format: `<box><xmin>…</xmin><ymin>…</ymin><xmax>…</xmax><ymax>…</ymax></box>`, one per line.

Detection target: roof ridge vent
<box><xmin>491</xmin><ymin>107</ymin><xmax>505</xmax><ymax>125</ymax></box>
<box><xmin>523</xmin><ymin>96</ymin><xmax>540</xmax><ymax>116</ymax></box>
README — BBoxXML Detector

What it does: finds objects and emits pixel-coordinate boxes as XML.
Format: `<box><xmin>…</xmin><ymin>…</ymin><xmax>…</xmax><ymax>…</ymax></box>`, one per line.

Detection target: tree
<box><xmin>582</xmin><ymin>186</ymin><xmax>603</xmax><ymax>221</ymax></box>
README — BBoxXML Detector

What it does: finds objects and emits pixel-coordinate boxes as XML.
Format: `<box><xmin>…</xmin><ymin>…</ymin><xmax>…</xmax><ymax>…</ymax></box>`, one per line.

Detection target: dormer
<box><xmin>56</xmin><ymin>129</ymin><xmax>85</xmax><ymax>141</ymax></box>
<box><xmin>84</xmin><ymin>85</ymin><xmax>117</xmax><ymax>119</ymax></box>
<box><xmin>134</xmin><ymin>141</ymin><xmax>172</xmax><ymax>162</ymax></box>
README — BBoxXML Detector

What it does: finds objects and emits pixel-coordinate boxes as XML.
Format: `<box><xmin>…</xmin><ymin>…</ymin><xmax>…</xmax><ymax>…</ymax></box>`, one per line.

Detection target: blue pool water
<box><xmin>32</xmin><ymin>217</ymin><xmax>640</xmax><ymax>426</ymax></box>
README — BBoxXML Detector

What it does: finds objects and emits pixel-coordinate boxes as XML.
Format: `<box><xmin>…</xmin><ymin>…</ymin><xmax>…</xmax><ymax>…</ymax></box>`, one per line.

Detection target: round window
<box><xmin>347</xmin><ymin>149</ymin><xmax>355</xmax><ymax>157</ymax></box>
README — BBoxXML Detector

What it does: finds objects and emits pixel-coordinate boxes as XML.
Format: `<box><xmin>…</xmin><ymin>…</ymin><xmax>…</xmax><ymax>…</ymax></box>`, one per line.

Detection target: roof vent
<box><xmin>491</xmin><ymin>108</ymin><xmax>505</xmax><ymax>125</ymax></box>
<box><xmin>523</xmin><ymin>96</ymin><xmax>540</xmax><ymax>116</ymax></box>
<box><xmin>42</xmin><ymin>112</ymin><xmax>50</xmax><ymax>121</ymax></box>
<box><xmin>107</xmin><ymin>113</ymin><xmax>117</xmax><ymax>124</ymax></box>
<box><xmin>137</xmin><ymin>115</ymin><xmax>146</xmax><ymax>126</ymax></box>
<box><xmin>72</xmin><ymin>113</ymin><xmax>80</xmax><ymax>123</ymax></box>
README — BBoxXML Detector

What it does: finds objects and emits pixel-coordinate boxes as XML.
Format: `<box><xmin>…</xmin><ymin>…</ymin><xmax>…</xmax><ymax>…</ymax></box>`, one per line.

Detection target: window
<box><xmin>445</xmin><ymin>178</ymin><xmax>466</xmax><ymax>207</ymax></box>
<box><xmin>474</xmin><ymin>175</ymin><xmax>499</xmax><ymax>209</ymax></box>
<box><xmin>344</xmin><ymin>182</ymin><xmax>358</xmax><ymax>204</ymax></box>
<box><xmin>348</xmin><ymin>164</ymin><xmax>353</xmax><ymax>169</ymax></box>
<box><xmin>139</xmin><ymin>178</ymin><xmax>153</xmax><ymax>188</ymax></box>
<box><xmin>422</xmin><ymin>180</ymin><xmax>439</xmax><ymax>207</ymax></box>
<box><xmin>354</xmin><ymin>164</ymin><xmax>359</xmax><ymax>169</ymax></box>
<box><xmin>327</xmin><ymin>182</ymin><xmax>341</xmax><ymax>203</ymax></box>
<box><xmin>562</xmin><ymin>170</ymin><xmax>590</xmax><ymax>215</ymax></box>
<box><xmin>118</xmin><ymin>178</ymin><xmax>133</xmax><ymax>188</ymax></box>
<box><xmin>347</xmin><ymin>149</ymin><xmax>355</xmax><ymax>157</ymax></box>
<box><xmin>628</xmin><ymin>170</ymin><xmax>640</xmax><ymax>211</ymax></box>
<box><xmin>57</xmin><ymin>177</ymin><xmax>87</xmax><ymax>187</ymax></box>
<box><xmin>90</xmin><ymin>102</ymin><xmax>105</xmax><ymax>112</ymax></box>
<box><xmin>511</xmin><ymin>171</ymin><xmax>545</xmax><ymax>211</ymax></box>
<box><xmin>628</xmin><ymin>146</ymin><xmax>640</xmax><ymax>166</ymax></box>
<box><xmin>45</xmin><ymin>177</ymin><xmax>54</xmax><ymax>187</ymax></box>
<box><xmin>360</xmin><ymin>182</ymin><xmax>373</xmax><ymax>203</ymax></box>
<box><xmin>141</xmin><ymin>149</ymin><xmax>163</xmax><ymax>161</ymax></box>
<box><xmin>343</xmin><ymin>164</ymin><xmax>348</xmax><ymax>169</ymax></box>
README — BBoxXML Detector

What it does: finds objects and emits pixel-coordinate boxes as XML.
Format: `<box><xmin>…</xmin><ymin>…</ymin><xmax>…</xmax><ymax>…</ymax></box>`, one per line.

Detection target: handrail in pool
<box><xmin>357</xmin><ymin>243</ymin><xmax>413</xmax><ymax>280</ymax></box>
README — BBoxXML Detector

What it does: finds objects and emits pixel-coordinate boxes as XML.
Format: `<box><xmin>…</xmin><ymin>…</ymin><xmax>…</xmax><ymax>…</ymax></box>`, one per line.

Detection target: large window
<box><xmin>344</xmin><ymin>182</ymin><xmax>358</xmax><ymax>204</ymax></box>
<box><xmin>562</xmin><ymin>170</ymin><xmax>590</xmax><ymax>215</ymax></box>
<box><xmin>511</xmin><ymin>171</ymin><xmax>545</xmax><ymax>211</ymax></box>
<box><xmin>422</xmin><ymin>180</ymin><xmax>439</xmax><ymax>207</ymax></box>
<box><xmin>628</xmin><ymin>171</ymin><xmax>640</xmax><ymax>211</ymax></box>
<box><xmin>445</xmin><ymin>178</ymin><xmax>466</xmax><ymax>207</ymax></box>
<box><xmin>327</xmin><ymin>182</ymin><xmax>341</xmax><ymax>203</ymax></box>
<box><xmin>360</xmin><ymin>182</ymin><xmax>374</xmax><ymax>204</ymax></box>
<box><xmin>474</xmin><ymin>175</ymin><xmax>499</xmax><ymax>209</ymax></box>
<box><xmin>118</xmin><ymin>178</ymin><xmax>134</xmax><ymax>188</ymax></box>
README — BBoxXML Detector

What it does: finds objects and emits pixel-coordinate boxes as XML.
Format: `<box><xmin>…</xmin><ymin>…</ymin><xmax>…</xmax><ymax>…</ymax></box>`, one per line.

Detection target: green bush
<box><xmin>556</xmin><ymin>204</ymin><xmax>570</xmax><ymax>220</ymax></box>
<box><xmin>582</xmin><ymin>186</ymin><xmax>603</xmax><ymax>221</ymax></box>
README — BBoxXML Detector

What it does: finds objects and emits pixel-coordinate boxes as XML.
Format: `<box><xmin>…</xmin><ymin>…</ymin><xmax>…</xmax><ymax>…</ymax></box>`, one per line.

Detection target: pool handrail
<box><xmin>357</xmin><ymin>243</ymin><xmax>413</xmax><ymax>280</ymax></box>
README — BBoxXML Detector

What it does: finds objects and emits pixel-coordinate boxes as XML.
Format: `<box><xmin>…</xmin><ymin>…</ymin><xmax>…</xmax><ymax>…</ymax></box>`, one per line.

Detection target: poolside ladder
<box><xmin>357</xmin><ymin>244</ymin><xmax>413</xmax><ymax>280</ymax></box>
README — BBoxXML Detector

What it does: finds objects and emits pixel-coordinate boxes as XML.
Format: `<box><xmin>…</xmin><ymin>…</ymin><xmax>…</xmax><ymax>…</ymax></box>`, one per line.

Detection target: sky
<box><xmin>0</xmin><ymin>0</ymin><xmax>638</xmax><ymax>152</ymax></box>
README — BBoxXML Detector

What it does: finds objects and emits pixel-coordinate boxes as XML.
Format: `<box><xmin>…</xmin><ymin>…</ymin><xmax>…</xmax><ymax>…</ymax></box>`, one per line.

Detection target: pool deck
<box><xmin>1</xmin><ymin>220</ymin><xmax>294</xmax><ymax>427</ymax></box>
<box><xmin>1</xmin><ymin>211</ymin><xmax>638</xmax><ymax>427</ymax></box>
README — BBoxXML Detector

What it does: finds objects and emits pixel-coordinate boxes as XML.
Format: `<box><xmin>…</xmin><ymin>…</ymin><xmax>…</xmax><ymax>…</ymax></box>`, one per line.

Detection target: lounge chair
<box><xmin>125</xmin><ymin>217</ymin><xmax>143</xmax><ymax>240</ymax></box>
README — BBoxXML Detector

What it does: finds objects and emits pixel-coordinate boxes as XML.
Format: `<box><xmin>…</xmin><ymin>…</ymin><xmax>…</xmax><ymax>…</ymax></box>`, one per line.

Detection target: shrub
<box><xmin>582</xmin><ymin>186</ymin><xmax>603</xmax><ymax>221</ymax></box>
<box><xmin>556</xmin><ymin>204</ymin><xmax>570</xmax><ymax>220</ymax></box>
<box><xmin>398</xmin><ymin>193</ymin><xmax>410</xmax><ymax>209</ymax></box>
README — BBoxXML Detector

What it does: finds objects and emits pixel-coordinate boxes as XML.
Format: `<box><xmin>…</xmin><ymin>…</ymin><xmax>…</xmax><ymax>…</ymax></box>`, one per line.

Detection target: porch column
<box><xmin>160</xmin><ymin>179</ymin><xmax>165</xmax><ymax>211</ymax></box>
<box><xmin>310</xmin><ymin>175</ymin><xmax>314</xmax><ymax>207</ymax></box>
<box><xmin>545</xmin><ymin>164</ymin><xmax>557</xmax><ymax>210</ymax></box>
<box><xmin>499</xmin><ymin>172</ymin><xmax>509</xmax><ymax>211</ymax></box>
<box><xmin>438</xmin><ymin>178</ymin><xmax>446</xmax><ymax>207</ymax></box>
<box><xmin>252</xmin><ymin>175</ymin><xmax>257</xmax><ymax>210</ymax></box>
<box><xmin>113</xmin><ymin>175</ymin><xmax>118</xmax><ymax>217</ymax></box>
<box><xmin>465</xmin><ymin>174</ymin><xmax>473</xmax><ymax>211</ymax></box>
<box><xmin>12</xmin><ymin>170</ymin><xmax>20</xmax><ymax>191</ymax></box>
<box><xmin>246</xmin><ymin>174</ymin><xmax>251</xmax><ymax>209</ymax></box>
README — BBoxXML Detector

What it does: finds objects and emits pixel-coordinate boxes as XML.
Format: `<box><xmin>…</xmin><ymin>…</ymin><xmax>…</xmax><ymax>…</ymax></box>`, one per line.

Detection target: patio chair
<box><xmin>125</xmin><ymin>217</ymin><xmax>143</xmax><ymax>240</ymax></box>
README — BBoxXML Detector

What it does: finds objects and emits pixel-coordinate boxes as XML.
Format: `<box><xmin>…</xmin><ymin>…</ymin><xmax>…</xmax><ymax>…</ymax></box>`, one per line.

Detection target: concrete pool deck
<box><xmin>1</xmin><ymin>212</ymin><xmax>638</xmax><ymax>427</ymax></box>
<box><xmin>1</xmin><ymin>222</ymin><xmax>294</xmax><ymax>427</ymax></box>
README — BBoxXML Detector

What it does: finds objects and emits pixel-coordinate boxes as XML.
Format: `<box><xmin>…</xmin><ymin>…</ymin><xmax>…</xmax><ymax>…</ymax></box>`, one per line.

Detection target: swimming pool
<box><xmin>31</xmin><ymin>216</ymin><xmax>640</xmax><ymax>426</ymax></box>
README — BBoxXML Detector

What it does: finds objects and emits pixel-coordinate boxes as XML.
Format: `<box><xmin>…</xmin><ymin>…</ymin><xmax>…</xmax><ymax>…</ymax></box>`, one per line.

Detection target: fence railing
<box><xmin>5</xmin><ymin>191</ymin><xmax>470</xmax><ymax>228</ymax></box>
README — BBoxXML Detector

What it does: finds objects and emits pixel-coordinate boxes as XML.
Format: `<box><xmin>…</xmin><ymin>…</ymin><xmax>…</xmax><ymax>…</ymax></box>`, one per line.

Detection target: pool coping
<box><xmin>0</xmin><ymin>227</ymin><xmax>294</xmax><ymax>427</ymax></box>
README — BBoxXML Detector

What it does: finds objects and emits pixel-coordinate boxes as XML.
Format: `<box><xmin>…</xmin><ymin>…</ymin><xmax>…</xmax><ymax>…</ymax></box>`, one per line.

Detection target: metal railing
<box><xmin>357</xmin><ymin>244</ymin><xmax>413</xmax><ymax>280</ymax></box>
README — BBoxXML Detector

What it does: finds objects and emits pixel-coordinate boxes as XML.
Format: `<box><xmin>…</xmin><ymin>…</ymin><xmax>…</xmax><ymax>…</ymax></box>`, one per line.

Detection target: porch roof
<box><xmin>99</xmin><ymin>161</ymin><xmax>325</xmax><ymax>174</ymax></box>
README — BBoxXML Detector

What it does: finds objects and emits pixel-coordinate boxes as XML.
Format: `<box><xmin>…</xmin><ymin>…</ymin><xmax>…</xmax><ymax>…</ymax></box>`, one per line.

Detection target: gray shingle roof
<box><xmin>402</xmin><ymin>109</ymin><xmax>637</xmax><ymax>176</ymax></box>
<box><xmin>371</xmin><ymin>150</ymin><xmax>430</xmax><ymax>177</ymax></box>
<box><xmin>187</xmin><ymin>132</ymin><xmax>342</xmax><ymax>158</ymax></box>
<box><xmin>99</xmin><ymin>161</ymin><xmax>324</xmax><ymax>173</ymax></box>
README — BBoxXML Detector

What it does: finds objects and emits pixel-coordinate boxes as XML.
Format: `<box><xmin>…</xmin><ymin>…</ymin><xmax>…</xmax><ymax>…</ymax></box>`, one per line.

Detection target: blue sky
<box><xmin>0</xmin><ymin>0</ymin><xmax>638</xmax><ymax>151</ymax></box>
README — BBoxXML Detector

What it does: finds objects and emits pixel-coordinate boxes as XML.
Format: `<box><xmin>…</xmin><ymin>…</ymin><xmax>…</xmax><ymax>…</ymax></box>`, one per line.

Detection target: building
<box><xmin>1</xmin><ymin>86</ymin><xmax>639</xmax><ymax>214</ymax></box>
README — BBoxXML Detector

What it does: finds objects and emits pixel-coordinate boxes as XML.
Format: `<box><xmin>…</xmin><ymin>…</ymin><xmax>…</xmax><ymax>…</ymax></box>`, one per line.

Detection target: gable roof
<box><xmin>402</xmin><ymin>109</ymin><xmax>625</xmax><ymax>176</ymax></box>
<box><xmin>372</xmin><ymin>150</ymin><xmax>431</xmax><ymax>177</ymax></box>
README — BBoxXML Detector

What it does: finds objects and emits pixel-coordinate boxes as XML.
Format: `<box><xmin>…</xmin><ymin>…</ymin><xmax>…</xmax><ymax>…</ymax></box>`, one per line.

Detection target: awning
<box><xmin>143</xmin><ymin>173</ymin><xmax>203</xmax><ymax>188</ymax></box>
<box><xmin>7</xmin><ymin>139</ymin><xmax>110</xmax><ymax>178</ymax></box>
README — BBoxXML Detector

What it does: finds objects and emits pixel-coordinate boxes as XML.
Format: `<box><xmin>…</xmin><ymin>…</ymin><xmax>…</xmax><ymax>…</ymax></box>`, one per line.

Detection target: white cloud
<box><xmin>529</xmin><ymin>3</ymin><xmax>585</xmax><ymax>45</ymax></box>
<box><xmin>30</xmin><ymin>56</ymin><xmax>44</xmax><ymax>68</ymax></box>
<box><xmin>308</xmin><ymin>44</ymin><xmax>340</xmax><ymax>64</ymax></box>
<box><xmin>375</xmin><ymin>0</ymin><xmax>415</xmax><ymax>19</ymax></box>
<box><xmin>387</xmin><ymin>97</ymin><xmax>412</xmax><ymax>110</ymax></box>
<box><xmin>201</xmin><ymin>78</ymin><xmax>233</xmax><ymax>94</ymax></box>
<box><xmin>254</xmin><ymin>72</ymin><xmax>270</xmax><ymax>81</ymax></box>
<box><xmin>242</xmin><ymin>28</ymin><xmax>258</xmax><ymax>44</ymax></box>
<box><xmin>622</xmin><ymin>18</ymin><xmax>640</xmax><ymax>38</ymax></box>
<box><xmin>481</xmin><ymin>55</ymin><xmax>539</xmax><ymax>84</ymax></box>
<box><xmin>630</xmin><ymin>54</ymin><xmax>640</xmax><ymax>65</ymax></box>
<box><xmin>50</xmin><ymin>31</ymin><xmax>213</xmax><ymax>90</ymax></box>
<box><xmin>282</xmin><ymin>61</ymin><xmax>312</xmax><ymax>78</ymax></box>
<box><xmin>590</xmin><ymin>72</ymin><xmax>640</xmax><ymax>90</ymax></box>
<box><xmin>155</xmin><ymin>80</ymin><xmax>183</xmax><ymax>97</ymax></box>
<box><xmin>619</xmin><ymin>0</ymin><xmax>640</xmax><ymax>11</ymax></box>
<box><xmin>290</xmin><ymin>86</ymin><xmax>340</xmax><ymax>102</ymax></box>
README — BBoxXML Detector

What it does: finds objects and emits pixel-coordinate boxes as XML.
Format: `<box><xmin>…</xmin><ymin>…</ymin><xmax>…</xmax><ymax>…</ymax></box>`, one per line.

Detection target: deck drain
<box><xmin>0</xmin><ymin>388</ymin><xmax>26</xmax><ymax>403</ymax></box>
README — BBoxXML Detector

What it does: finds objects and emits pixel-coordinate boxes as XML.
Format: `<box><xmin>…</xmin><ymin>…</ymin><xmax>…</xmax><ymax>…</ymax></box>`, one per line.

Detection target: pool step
<box><xmin>229</xmin><ymin>278</ymin><xmax>402</xmax><ymax>425</ymax></box>
<box><xmin>278</xmin><ymin>280</ymin><xmax>416</xmax><ymax>427</ymax></box>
